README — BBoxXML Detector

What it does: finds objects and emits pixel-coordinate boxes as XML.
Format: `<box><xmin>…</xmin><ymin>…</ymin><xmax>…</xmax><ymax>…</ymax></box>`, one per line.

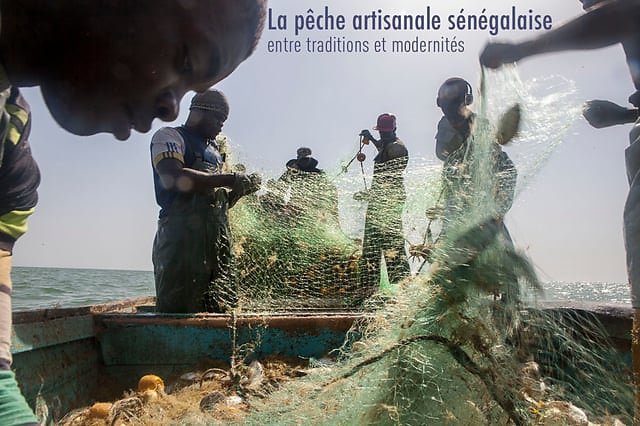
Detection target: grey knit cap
<box><xmin>190</xmin><ymin>89</ymin><xmax>229</xmax><ymax>118</ymax></box>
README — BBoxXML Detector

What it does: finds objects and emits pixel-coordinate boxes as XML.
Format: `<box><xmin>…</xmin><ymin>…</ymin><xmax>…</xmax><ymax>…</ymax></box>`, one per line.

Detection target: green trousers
<box><xmin>0</xmin><ymin>370</ymin><xmax>38</xmax><ymax>425</ymax></box>
<box><xmin>153</xmin><ymin>192</ymin><xmax>236</xmax><ymax>313</ymax></box>
<box><xmin>360</xmin><ymin>197</ymin><xmax>411</xmax><ymax>294</ymax></box>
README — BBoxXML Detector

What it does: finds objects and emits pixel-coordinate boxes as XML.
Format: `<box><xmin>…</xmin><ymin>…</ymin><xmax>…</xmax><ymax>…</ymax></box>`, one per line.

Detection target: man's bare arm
<box><xmin>480</xmin><ymin>1</ymin><xmax>640</xmax><ymax>68</ymax></box>
<box><xmin>156</xmin><ymin>158</ymin><xmax>234</xmax><ymax>193</ymax></box>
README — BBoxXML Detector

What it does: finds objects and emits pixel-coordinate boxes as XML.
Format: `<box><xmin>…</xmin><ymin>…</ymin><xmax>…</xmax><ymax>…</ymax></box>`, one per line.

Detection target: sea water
<box><xmin>11</xmin><ymin>266</ymin><xmax>154</xmax><ymax>312</ymax></box>
<box><xmin>9</xmin><ymin>266</ymin><xmax>630</xmax><ymax>312</ymax></box>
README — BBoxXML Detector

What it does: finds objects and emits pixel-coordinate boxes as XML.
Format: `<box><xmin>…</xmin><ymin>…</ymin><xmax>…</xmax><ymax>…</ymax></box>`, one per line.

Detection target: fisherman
<box><xmin>0</xmin><ymin>1</ymin><xmax>267</xmax><ymax>423</ymax></box>
<box><xmin>276</xmin><ymin>147</ymin><xmax>339</xmax><ymax>225</ymax></box>
<box><xmin>358</xmin><ymin>114</ymin><xmax>411</xmax><ymax>297</ymax></box>
<box><xmin>435</xmin><ymin>77</ymin><xmax>517</xmax><ymax>243</ymax></box>
<box><xmin>284</xmin><ymin>147</ymin><xmax>323</xmax><ymax>174</ymax></box>
<box><xmin>479</xmin><ymin>0</ymin><xmax>640</xmax><ymax>418</ymax></box>
<box><xmin>151</xmin><ymin>90</ymin><xmax>261</xmax><ymax>313</ymax></box>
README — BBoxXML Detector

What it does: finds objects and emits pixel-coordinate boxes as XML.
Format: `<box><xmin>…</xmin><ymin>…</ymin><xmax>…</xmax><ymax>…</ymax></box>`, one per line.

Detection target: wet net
<box><xmin>232</xmin><ymin>68</ymin><xmax>630</xmax><ymax>424</ymax></box>
<box><xmin>62</xmin><ymin>68</ymin><xmax>634</xmax><ymax>424</ymax></box>
<box><xmin>220</xmin><ymin>71</ymin><xmax>583</xmax><ymax>312</ymax></box>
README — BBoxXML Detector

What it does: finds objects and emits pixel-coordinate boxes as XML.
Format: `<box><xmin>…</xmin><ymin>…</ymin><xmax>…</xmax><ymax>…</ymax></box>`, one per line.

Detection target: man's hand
<box><xmin>359</xmin><ymin>129</ymin><xmax>373</xmax><ymax>144</ymax></box>
<box><xmin>582</xmin><ymin>100</ymin><xmax>639</xmax><ymax>128</ymax></box>
<box><xmin>479</xmin><ymin>42</ymin><xmax>522</xmax><ymax>69</ymax></box>
<box><xmin>231</xmin><ymin>172</ymin><xmax>262</xmax><ymax>196</ymax></box>
<box><xmin>629</xmin><ymin>90</ymin><xmax>640</xmax><ymax>109</ymax></box>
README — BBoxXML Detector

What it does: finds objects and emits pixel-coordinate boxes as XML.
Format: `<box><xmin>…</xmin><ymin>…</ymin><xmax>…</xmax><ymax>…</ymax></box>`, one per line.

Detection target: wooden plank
<box><xmin>10</xmin><ymin>297</ymin><xmax>155</xmax><ymax>354</ymax></box>
<box><xmin>97</xmin><ymin>312</ymin><xmax>364</xmax><ymax>330</ymax></box>
<box><xmin>12</xmin><ymin>296</ymin><xmax>154</xmax><ymax>324</ymax></box>
<box><xmin>11</xmin><ymin>315</ymin><xmax>95</xmax><ymax>354</ymax></box>
<box><xmin>13</xmin><ymin>339</ymin><xmax>101</xmax><ymax>422</ymax></box>
<box><xmin>97</xmin><ymin>313</ymin><xmax>363</xmax><ymax>366</ymax></box>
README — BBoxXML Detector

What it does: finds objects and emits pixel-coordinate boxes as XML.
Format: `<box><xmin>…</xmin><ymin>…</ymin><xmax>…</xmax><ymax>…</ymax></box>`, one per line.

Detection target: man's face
<box><xmin>40</xmin><ymin>0</ymin><xmax>265</xmax><ymax>140</ymax></box>
<box><xmin>189</xmin><ymin>109</ymin><xmax>227</xmax><ymax>139</ymax></box>
<box><xmin>440</xmin><ymin>102</ymin><xmax>464</xmax><ymax>121</ymax></box>
<box><xmin>438</xmin><ymin>82</ymin><xmax>467</xmax><ymax>120</ymax></box>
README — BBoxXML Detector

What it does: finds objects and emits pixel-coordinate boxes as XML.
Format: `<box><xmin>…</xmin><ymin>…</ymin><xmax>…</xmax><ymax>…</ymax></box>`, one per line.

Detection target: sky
<box><xmin>11</xmin><ymin>0</ymin><xmax>636</xmax><ymax>285</ymax></box>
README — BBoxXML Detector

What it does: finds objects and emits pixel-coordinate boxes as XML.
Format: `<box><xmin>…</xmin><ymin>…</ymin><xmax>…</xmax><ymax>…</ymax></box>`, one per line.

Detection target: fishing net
<box><xmin>225</xmin><ymin>67</ymin><xmax>632</xmax><ymax>424</ymax></box>
<box><xmin>221</xmin><ymin>69</ymin><xmax>585</xmax><ymax>312</ymax></box>
<box><xmin>61</xmin><ymin>68</ymin><xmax>634</xmax><ymax>424</ymax></box>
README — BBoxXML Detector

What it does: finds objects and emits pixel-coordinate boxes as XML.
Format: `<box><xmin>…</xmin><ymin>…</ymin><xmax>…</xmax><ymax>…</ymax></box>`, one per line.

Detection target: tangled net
<box><xmin>62</xmin><ymin>68</ymin><xmax>634</xmax><ymax>424</ymax></box>
<box><xmin>234</xmin><ymin>68</ymin><xmax>631</xmax><ymax>424</ymax></box>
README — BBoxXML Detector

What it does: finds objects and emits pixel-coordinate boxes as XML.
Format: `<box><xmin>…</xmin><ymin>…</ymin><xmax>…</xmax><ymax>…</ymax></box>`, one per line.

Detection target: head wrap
<box><xmin>190</xmin><ymin>89</ymin><xmax>229</xmax><ymax>118</ymax></box>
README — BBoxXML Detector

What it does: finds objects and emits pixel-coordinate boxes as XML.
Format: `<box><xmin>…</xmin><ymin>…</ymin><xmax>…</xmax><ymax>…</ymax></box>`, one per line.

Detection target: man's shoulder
<box><xmin>389</xmin><ymin>138</ymin><xmax>409</xmax><ymax>156</ymax></box>
<box><xmin>151</xmin><ymin>126</ymin><xmax>183</xmax><ymax>143</ymax></box>
<box><xmin>150</xmin><ymin>126</ymin><xmax>186</xmax><ymax>165</ymax></box>
<box><xmin>153</xmin><ymin>126</ymin><xmax>181</xmax><ymax>136</ymax></box>
<box><xmin>7</xmin><ymin>88</ymin><xmax>29</xmax><ymax>113</ymax></box>
<box><xmin>436</xmin><ymin>116</ymin><xmax>451</xmax><ymax>130</ymax></box>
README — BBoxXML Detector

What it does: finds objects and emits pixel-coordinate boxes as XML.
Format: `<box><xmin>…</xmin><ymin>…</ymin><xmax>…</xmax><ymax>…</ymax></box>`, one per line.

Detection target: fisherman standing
<box><xmin>358</xmin><ymin>114</ymin><xmax>411</xmax><ymax>297</ymax></box>
<box><xmin>151</xmin><ymin>90</ymin><xmax>261</xmax><ymax>314</ymax></box>
<box><xmin>434</xmin><ymin>77</ymin><xmax>517</xmax><ymax>242</ymax></box>
<box><xmin>479</xmin><ymin>0</ymin><xmax>640</xmax><ymax>418</ymax></box>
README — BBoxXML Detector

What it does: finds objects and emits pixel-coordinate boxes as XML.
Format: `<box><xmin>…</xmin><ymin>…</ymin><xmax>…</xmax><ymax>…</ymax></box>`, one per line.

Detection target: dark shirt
<box><xmin>439</xmin><ymin>125</ymin><xmax>517</xmax><ymax>222</ymax></box>
<box><xmin>0</xmin><ymin>88</ymin><xmax>39</xmax><ymax>218</ymax></box>
<box><xmin>370</xmin><ymin>136</ymin><xmax>408</xmax><ymax>202</ymax></box>
<box><xmin>151</xmin><ymin>126</ymin><xmax>224</xmax><ymax>218</ymax></box>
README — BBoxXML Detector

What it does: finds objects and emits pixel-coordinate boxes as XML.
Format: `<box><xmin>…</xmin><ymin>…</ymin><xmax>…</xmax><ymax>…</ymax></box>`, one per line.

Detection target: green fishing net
<box><xmin>203</xmin><ymin>68</ymin><xmax>634</xmax><ymax>424</ymax></box>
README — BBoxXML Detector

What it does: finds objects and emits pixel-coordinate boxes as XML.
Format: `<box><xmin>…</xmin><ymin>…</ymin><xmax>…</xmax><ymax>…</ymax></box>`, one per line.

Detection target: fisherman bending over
<box><xmin>434</xmin><ymin>77</ymin><xmax>517</xmax><ymax>243</ymax></box>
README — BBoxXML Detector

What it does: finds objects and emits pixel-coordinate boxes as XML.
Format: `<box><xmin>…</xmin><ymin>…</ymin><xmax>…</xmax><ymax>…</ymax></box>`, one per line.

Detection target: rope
<box><xmin>338</xmin><ymin>135</ymin><xmax>369</xmax><ymax>191</ymax></box>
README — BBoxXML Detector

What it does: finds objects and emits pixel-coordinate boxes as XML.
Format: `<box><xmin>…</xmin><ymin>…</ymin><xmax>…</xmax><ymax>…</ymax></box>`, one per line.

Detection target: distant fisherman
<box><xmin>358</xmin><ymin>114</ymin><xmax>411</xmax><ymax>299</ymax></box>
<box><xmin>434</xmin><ymin>77</ymin><xmax>517</xmax><ymax>243</ymax></box>
<box><xmin>274</xmin><ymin>147</ymin><xmax>339</xmax><ymax>225</ymax></box>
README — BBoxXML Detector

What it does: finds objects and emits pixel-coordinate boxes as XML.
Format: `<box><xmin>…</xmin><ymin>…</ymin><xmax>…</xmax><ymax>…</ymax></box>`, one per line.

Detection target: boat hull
<box><xmin>10</xmin><ymin>299</ymin><xmax>633</xmax><ymax>421</ymax></box>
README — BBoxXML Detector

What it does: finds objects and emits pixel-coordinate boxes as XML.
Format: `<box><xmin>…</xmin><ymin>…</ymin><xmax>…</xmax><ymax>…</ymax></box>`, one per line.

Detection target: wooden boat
<box><xmin>11</xmin><ymin>297</ymin><xmax>364</xmax><ymax>421</ymax></box>
<box><xmin>10</xmin><ymin>298</ymin><xmax>633</xmax><ymax>422</ymax></box>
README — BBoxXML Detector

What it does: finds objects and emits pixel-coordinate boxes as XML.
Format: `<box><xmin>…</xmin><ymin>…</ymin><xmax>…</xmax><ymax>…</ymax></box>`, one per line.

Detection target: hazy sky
<box><xmin>11</xmin><ymin>0</ymin><xmax>635</xmax><ymax>285</ymax></box>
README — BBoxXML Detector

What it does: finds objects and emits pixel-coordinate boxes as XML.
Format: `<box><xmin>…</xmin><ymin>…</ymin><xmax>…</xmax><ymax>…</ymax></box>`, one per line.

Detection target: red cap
<box><xmin>374</xmin><ymin>113</ymin><xmax>396</xmax><ymax>132</ymax></box>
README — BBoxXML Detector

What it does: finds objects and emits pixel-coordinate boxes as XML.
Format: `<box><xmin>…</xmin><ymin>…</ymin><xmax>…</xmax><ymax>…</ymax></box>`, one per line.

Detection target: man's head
<box><xmin>287</xmin><ymin>147</ymin><xmax>319</xmax><ymax>172</ymax></box>
<box><xmin>185</xmin><ymin>89</ymin><xmax>229</xmax><ymax>139</ymax></box>
<box><xmin>296</xmin><ymin>147</ymin><xmax>312</xmax><ymax>159</ymax></box>
<box><xmin>21</xmin><ymin>0</ymin><xmax>266</xmax><ymax>140</ymax></box>
<box><xmin>374</xmin><ymin>113</ymin><xmax>397</xmax><ymax>137</ymax></box>
<box><xmin>437</xmin><ymin>77</ymin><xmax>473</xmax><ymax>119</ymax></box>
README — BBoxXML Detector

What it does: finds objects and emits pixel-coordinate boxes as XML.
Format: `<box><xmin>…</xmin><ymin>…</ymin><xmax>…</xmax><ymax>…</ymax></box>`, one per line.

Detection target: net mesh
<box><xmin>223</xmin><ymin>69</ymin><xmax>583</xmax><ymax>312</ymax></box>
<box><xmin>226</xmin><ymin>68</ymin><xmax>631</xmax><ymax>424</ymax></box>
<box><xmin>62</xmin><ymin>68</ymin><xmax>634</xmax><ymax>424</ymax></box>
